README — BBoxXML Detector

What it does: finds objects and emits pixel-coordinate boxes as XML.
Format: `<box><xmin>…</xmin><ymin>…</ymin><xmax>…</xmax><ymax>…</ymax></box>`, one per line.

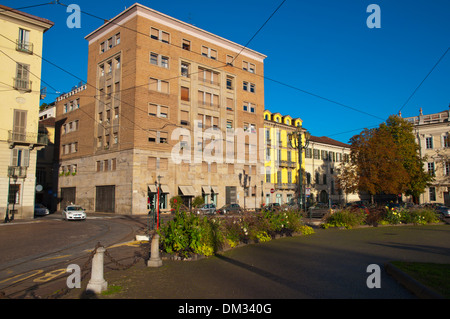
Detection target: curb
<box><xmin>384</xmin><ymin>262</ymin><xmax>445</xmax><ymax>299</ymax></box>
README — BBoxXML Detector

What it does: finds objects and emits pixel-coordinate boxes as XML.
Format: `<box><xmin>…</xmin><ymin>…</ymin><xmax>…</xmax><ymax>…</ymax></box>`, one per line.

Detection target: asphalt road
<box><xmin>95</xmin><ymin>224</ymin><xmax>450</xmax><ymax>299</ymax></box>
<box><xmin>0</xmin><ymin>213</ymin><xmax>146</xmax><ymax>298</ymax></box>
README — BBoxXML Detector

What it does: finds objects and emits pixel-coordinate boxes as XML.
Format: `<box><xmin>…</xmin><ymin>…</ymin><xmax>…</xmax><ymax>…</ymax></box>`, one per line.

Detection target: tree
<box><xmin>341</xmin><ymin>115</ymin><xmax>432</xmax><ymax>203</ymax></box>
<box><xmin>382</xmin><ymin>115</ymin><xmax>433</xmax><ymax>202</ymax></box>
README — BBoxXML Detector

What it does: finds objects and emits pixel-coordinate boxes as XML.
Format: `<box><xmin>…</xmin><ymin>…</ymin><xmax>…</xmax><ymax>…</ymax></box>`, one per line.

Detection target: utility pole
<box><xmin>288</xmin><ymin>125</ymin><xmax>310</xmax><ymax>211</ymax></box>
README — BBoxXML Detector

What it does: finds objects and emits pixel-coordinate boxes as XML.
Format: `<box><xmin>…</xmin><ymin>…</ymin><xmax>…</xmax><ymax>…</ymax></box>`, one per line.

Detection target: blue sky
<box><xmin>3</xmin><ymin>0</ymin><xmax>449</xmax><ymax>144</ymax></box>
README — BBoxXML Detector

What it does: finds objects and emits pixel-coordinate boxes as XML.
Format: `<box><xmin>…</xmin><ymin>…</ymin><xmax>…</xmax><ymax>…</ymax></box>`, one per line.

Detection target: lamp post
<box><xmin>288</xmin><ymin>125</ymin><xmax>310</xmax><ymax>211</ymax></box>
<box><xmin>239</xmin><ymin>170</ymin><xmax>251</xmax><ymax>211</ymax></box>
<box><xmin>155</xmin><ymin>175</ymin><xmax>162</xmax><ymax>230</ymax></box>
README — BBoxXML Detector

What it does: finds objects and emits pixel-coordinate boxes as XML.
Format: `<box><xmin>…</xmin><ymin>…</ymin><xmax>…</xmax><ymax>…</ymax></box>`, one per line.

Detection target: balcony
<box><xmin>16</xmin><ymin>40</ymin><xmax>33</xmax><ymax>54</ymax></box>
<box><xmin>8</xmin><ymin>130</ymin><xmax>49</xmax><ymax>148</ymax></box>
<box><xmin>13</xmin><ymin>78</ymin><xmax>32</xmax><ymax>92</ymax></box>
<box><xmin>8</xmin><ymin>166</ymin><xmax>27</xmax><ymax>178</ymax></box>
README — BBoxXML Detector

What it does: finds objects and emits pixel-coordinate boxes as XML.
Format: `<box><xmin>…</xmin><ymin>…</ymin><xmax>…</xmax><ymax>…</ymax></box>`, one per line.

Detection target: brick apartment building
<box><xmin>55</xmin><ymin>3</ymin><xmax>266</xmax><ymax>214</ymax></box>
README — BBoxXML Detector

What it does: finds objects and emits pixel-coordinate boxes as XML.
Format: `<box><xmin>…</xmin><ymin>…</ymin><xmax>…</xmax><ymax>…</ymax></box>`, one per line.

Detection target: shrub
<box><xmin>322</xmin><ymin>209</ymin><xmax>366</xmax><ymax>229</ymax></box>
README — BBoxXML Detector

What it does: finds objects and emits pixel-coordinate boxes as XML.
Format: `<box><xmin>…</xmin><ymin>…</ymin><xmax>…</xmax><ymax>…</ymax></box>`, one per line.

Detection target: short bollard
<box><xmin>147</xmin><ymin>233</ymin><xmax>162</xmax><ymax>267</ymax></box>
<box><xmin>86</xmin><ymin>246</ymin><xmax>108</xmax><ymax>294</ymax></box>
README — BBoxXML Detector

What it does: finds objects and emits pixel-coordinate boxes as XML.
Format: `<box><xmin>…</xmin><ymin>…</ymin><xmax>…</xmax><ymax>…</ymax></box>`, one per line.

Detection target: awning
<box><xmin>148</xmin><ymin>185</ymin><xmax>157</xmax><ymax>193</ymax></box>
<box><xmin>160</xmin><ymin>184</ymin><xmax>170</xmax><ymax>194</ymax></box>
<box><xmin>202</xmin><ymin>186</ymin><xmax>210</xmax><ymax>194</ymax></box>
<box><xmin>211</xmin><ymin>186</ymin><xmax>220</xmax><ymax>194</ymax></box>
<box><xmin>179</xmin><ymin>186</ymin><xmax>195</xmax><ymax>197</ymax></box>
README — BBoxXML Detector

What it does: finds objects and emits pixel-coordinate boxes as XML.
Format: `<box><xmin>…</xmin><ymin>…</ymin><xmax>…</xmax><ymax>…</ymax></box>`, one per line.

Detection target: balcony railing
<box><xmin>8</xmin><ymin>166</ymin><xmax>27</xmax><ymax>178</ymax></box>
<box><xmin>16</xmin><ymin>40</ymin><xmax>33</xmax><ymax>54</ymax></box>
<box><xmin>8</xmin><ymin>130</ymin><xmax>48</xmax><ymax>146</ymax></box>
<box><xmin>13</xmin><ymin>78</ymin><xmax>32</xmax><ymax>92</ymax></box>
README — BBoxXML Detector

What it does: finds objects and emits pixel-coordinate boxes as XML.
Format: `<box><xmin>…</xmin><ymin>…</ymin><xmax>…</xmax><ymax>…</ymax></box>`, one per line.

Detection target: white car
<box><xmin>62</xmin><ymin>205</ymin><xmax>86</xmax><ymax>221</ymax></box>
<box><xmin>34</xmin><ymin>203</ymin><xmax>50</xmax><ymax>216</ymax></box>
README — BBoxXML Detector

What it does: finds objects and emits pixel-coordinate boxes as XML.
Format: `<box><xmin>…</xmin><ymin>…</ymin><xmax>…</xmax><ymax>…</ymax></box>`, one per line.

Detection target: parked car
<box><xmin>265</xmin><ymin>203</ymin><xmax>281</xmax><ymax>211</ymax></box>
<box><xmin>62</xmin><ymin>205</ymin><xmax>86</xmax><ymax>221</ymax></box>
<box><xmin>195</xmin><ymin>203</ymin><xmax>216</xmax><ymax>215</ymax></box>
<box><xmin>34</xmin><ymin>203</ymin><xmax>50</xmax><ymax>216</ymax></box>
<box><xmin>217</xmin><ymin>203</ymin><xmax>242</xmax><ymax>215</ymax></box>
<box><xmin>436</xmin><ymin>206</ymin><xmax>450</xmax><ymax>218</ymax></box>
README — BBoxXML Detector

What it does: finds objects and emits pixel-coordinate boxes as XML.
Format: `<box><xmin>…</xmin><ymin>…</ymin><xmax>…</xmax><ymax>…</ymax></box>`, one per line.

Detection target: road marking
<box><xmin>33</xmin><ymin>268</ymin><xmax>67</xmax><ymax>283</ymax></box>
<box><xmin>0</xmin><ymin>269</ymin><xmax>43</xmax><ymax>285</ymax></box>
<box><xmin>37</xmin><ymin>254</ymin><xmax>72</xmax><ymax>262</ymax></box>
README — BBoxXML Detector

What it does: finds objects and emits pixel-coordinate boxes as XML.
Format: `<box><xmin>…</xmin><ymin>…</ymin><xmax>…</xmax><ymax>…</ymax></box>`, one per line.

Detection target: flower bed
<box><xmin>158</xmin><ymin>210</ymin><xmax>315</xmax><ymax>260</ymax></box>
<box><xmin>322</xmin><ymin>206</ymin><xmax>441</xmax><ymax>229</ymax></box>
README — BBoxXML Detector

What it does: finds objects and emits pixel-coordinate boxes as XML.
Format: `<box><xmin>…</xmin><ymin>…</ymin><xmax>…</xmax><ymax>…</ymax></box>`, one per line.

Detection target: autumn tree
<box><xmin>339</xmin><ymin>115</ymin><xmax>431</xmax><ymax>203</ymax></box>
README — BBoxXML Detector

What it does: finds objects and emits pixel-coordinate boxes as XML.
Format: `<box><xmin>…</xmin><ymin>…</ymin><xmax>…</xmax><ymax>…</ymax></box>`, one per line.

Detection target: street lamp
<box><xmin>288</xmin><ymin>125</ymin><xmax>310</xmax><ymax>211</ymax></box>
<box><xmin>239</xmin><ymin>170</ymin><xmax>251</xmax><ymax>211</ymax></box>
<box><xmin>155</xmin><ymin>175</ymin><xmax>162</xmax><ymax>230</ymax></box>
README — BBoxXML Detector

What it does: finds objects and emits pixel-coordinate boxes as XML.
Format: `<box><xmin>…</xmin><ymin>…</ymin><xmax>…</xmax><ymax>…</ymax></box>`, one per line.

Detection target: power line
<box><xmin>398</xmin><ymin>46</ymin><xmax>450</xmax><ymax>114</ymax></box>
<box><xmin>53</xmin><ymin>1</ymin><xmax>385</xmax><ymax>122</ymax></box>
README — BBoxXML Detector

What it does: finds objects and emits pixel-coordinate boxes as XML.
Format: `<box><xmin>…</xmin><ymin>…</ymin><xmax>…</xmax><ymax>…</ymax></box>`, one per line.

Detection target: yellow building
<box><xmin>263</xmin><ymin>109</ymin><xmax>306</xmax><ymax>206</ymax></box>
<box><xmin>0</xmin><ymin>5</ymin><xmax>53</xmax><ymax>220</ymax></box>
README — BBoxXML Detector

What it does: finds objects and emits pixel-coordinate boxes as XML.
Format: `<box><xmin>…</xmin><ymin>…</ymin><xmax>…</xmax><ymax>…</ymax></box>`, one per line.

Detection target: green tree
<box><xmin>382</xmin><ymin>115</ymin><xmax>433</xmax><ymax>202</ymax></box>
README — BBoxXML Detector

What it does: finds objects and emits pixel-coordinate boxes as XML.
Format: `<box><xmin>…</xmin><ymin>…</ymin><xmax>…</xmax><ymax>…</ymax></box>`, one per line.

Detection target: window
<box><xmin>428</xmin><ymin>162</ymin><xmax>435</xmax><ymax>175</ymax></box>
<box><xmin>181</xmin><ymin>62</ymin><xmax>190</xmax><ymax>77</ymax></box>
<box><xmin>159</xmin><ymin>132</ymin><xmax>168</xmax><ymax>144</ymax></box>
<box><xmin>182</xmin><ymin>39</ymin><xmax>191</xmax><ymax>51</ymax></box>
<box><xmin>429</xmin><ymin>187</ymin><xmax>436</xmax><ymax>201</ymax></box>
<box><xmin>11</xmin><ymin>148</ymin><xmax>29</xmax><ymax>167</ymax></box>
<box><xmin>150</xmin><ymin>27</ymin><xmax>170</xmax><ymax>43</ymax></box>
<box><xmin>115</xmin><ymin>33</ymin><xmax>120</xmax><ymax>45</ymax></box>
<box><xmin>201</xmin><ymin>46</ymin><xmax>217</xmax><ymax>59</ymax></box>
<box><xmin>17</xmin><ymin>28</ymin><xmax>31</xmax><ymax>53</ymax></box>
<box><xmin>150</xmin><ymin>52</ymin><xmax>158</xmax><ymax>65</ymax></box>
<box><xmin>150</xmin><ymin>52</ymin><xmax>169</xmax><ymax>68</ymax></box>
<box><xmin>180</xmin><ymin>110</ymin><xmax>189</xmax><ymax>125</ymax></box>
<box><xmin>226</xmin><ymin>55</ymin><xmax>234</xmax><ymax>65</ymax></box>
<box><xmin>444</xmin><ymin>135</ymin><xmax>450</xmax><ymax>148</ymax></box>
<box><xmin>243</xmin><ymin>102</ymin><xmax>255</xmax><ymax>113</ymax></box>
<box><xmin>15</xmin><ymin>63</ymin><xmax>30</xmax><ymax>91</ymax></box>
<box><xmin>199</xmin><ymin>68</ymin><xmax>219</xmax><ymax>85</ymax></box>
<box><xmin>243</xmin><ymin>61</ymin><xmax>255</xmax><ymax>73</ymax></box>
<box><xmin>181</xmin><ymin>86</ymin><xmax>190</xmax><ymax>101</ymax></box>
<box><xmin>226</xmin><ymin>98</ymin><xmax>234</xmax><ymax>111</ymax></box>
<box><xmin>149</xmin><ymin>78</ymin><xmax>169</xmax><ymax>93</ymax></box>
<box><xmin>148</xmin><ymin>131</ymin><xmax>156</xmax><ymax>143</ymax></box>
<box><xmin>243</xmin><ymin>81</ymin><xmax>255</xmax><ymax>93</ymax></box>
<box><xmin>426</xmin><ymin>137</ymin><xmax>433</xmax><ymax>149</ymax></box>
<box><xmin>445</xmin><ymin>162</ymin><xmax>450</xmax><ymax>176</ymax></box>
<box><xmin>226</xmin><ymin>76</ymin><xmax>234</xmax><ymax>90</ymax></box>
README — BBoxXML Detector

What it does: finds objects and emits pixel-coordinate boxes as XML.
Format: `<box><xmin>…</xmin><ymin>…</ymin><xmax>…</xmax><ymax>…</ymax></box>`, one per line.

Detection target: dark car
<box><xmin>436</xmin><ymin>206</ymin><xmax>450</xmax><ymax>218</ymax></box>
<box><xmin>266</xmin><ymin>203</ymin><xmax>281</xmax><ymax>211</ymax></box>
<box><xmin>217</xmin><ymin>203</ymin><xmax>242</xmax><ymax>215</ymax></box>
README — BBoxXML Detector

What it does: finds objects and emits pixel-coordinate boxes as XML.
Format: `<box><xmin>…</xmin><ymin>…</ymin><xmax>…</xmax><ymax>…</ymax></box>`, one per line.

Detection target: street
<box><xmin>0</xmin><ymin>213</ymin><xmax>146</xmax><ymax>298</ymax></box>
<box><xmin>0</xmin><ymin>214</ymin><xmax>449</xmax><ymax>300</ymax></box>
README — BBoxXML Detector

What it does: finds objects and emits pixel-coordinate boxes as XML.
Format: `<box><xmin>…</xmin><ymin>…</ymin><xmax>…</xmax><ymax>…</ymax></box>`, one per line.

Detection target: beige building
<box><xmin>55</xmin><ymin>3</ymin><xmax>266</xmax><ymax>214</ymax></box>
<box><xmin>304</xmin><ymin>136</ymin><xmax>359</xmax><ymax>205</ymax></box>
<box><xmin>403</xmin><ymin>107</ymin><xmax>450</xmax><ymax>205</ymax></box>
<box><xmin>0</xmin><ymin>5</ymin><xmax>53</xmax><ymax>220</ymax></box>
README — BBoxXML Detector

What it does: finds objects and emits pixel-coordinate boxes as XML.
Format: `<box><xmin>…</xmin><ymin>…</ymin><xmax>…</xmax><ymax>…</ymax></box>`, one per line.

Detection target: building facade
<box><xmin>0</xmin><ymin>5</ymin><xmax>53</xmax><ymax>220</ymax></box>
<box><xmin>403</xmin><ymin>107</ymin><xmax>450</xmax><ymax>205</ymax></box>
<box><xmin>304</xmin><ymin>135</ymin><xmax>359</xmax><ymax>205</ymax></box>
<box><xmin>263</xmin><ymin>109</ymin><xmax>304</xmax><ymax>206</ymax></box>
<box><xmin>55</xmin><ymin>3</ymin><xmax>266</xmax><ymax>214</ymax></box>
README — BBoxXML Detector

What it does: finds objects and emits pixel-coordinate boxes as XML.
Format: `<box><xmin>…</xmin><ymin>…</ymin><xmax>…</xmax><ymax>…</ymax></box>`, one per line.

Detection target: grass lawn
<box><xmin>391</xmin><ymin>261</ymin><xmax>450</xmax><ymax>299</ymax></box>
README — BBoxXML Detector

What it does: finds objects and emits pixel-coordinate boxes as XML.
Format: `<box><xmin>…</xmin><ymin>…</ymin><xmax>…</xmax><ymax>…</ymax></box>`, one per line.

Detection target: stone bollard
<box><xmin>86</xmin><ymin>246</ymin><xmax>108</xmax><ymax>294</ymax></box>
<box><xmin>147</xmin><ymin>233</ymin><xmax>162</xmax><ymax>267</ymax></box>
